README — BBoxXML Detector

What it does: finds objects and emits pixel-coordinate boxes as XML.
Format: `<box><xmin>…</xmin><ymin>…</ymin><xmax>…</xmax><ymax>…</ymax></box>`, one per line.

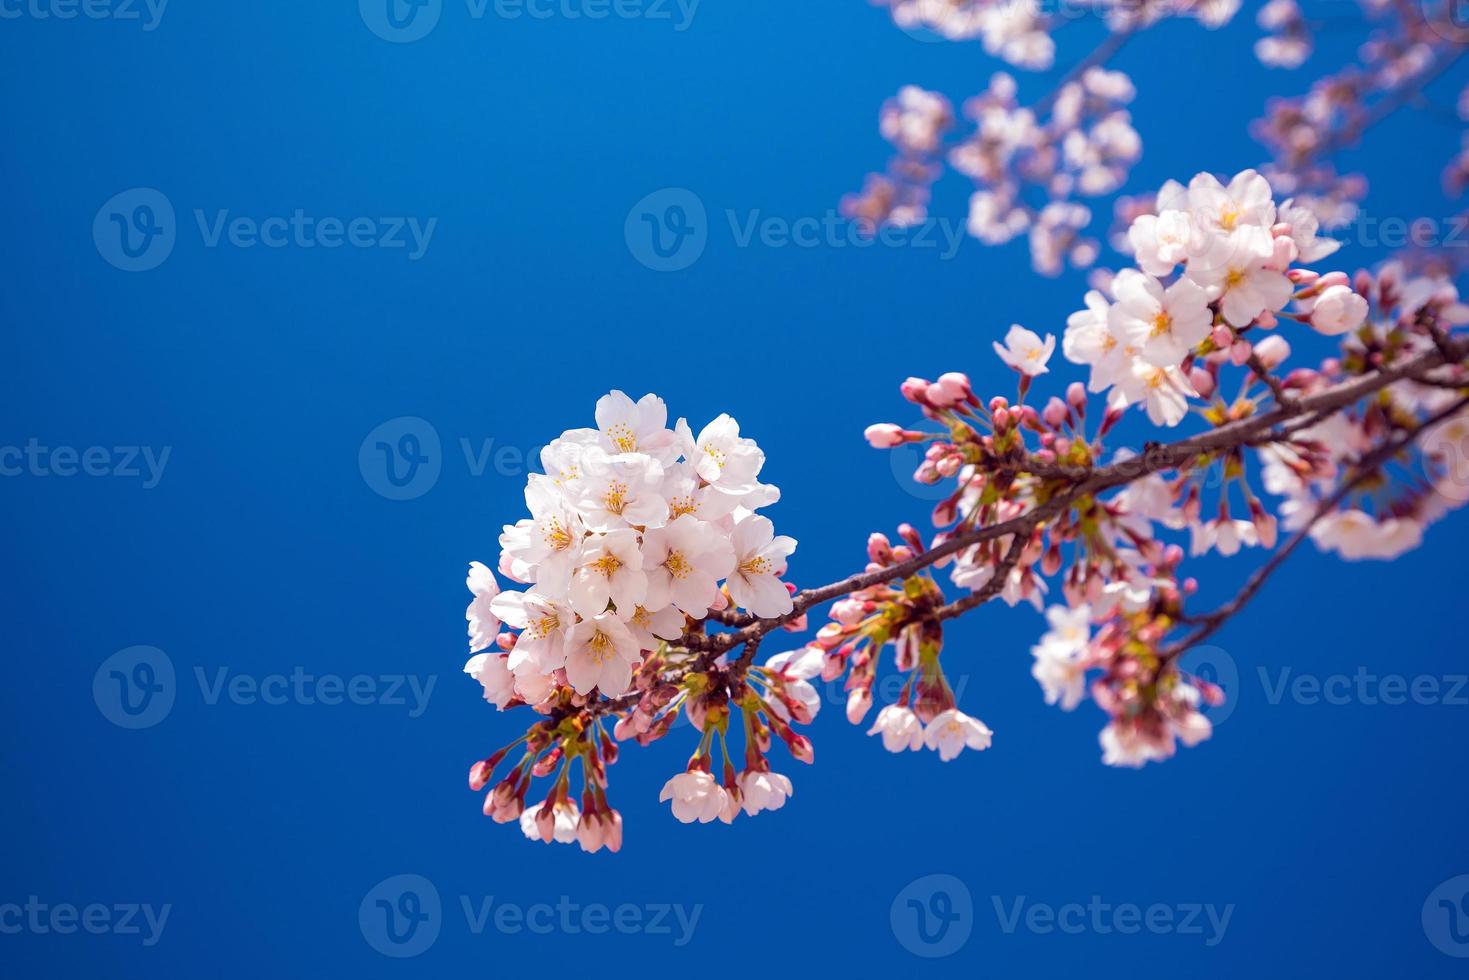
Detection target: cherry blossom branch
<box><xmin>680</xmin><ymin>337</ymin><xmax>1466</xmax><ymax>662</ymax></box>
<box><xmin>1310</xmin><ymin>43</ymin><xmax>1469</xmax><ymax>163</ymax></box>
<box><xmin>1162</xmin><ymin>392</ymin><xmax>1469</xmax><ymax>659</ymax></box>
<box><xmin>1033</xmin><ymin>27</ymin><xmax>1136</xmax><ymax>115</ymax></box>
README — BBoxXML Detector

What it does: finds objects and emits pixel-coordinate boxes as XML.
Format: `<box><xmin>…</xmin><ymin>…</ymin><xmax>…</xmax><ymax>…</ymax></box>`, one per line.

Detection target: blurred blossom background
<box><xmin>3</xmin><ymin>1</ymin><xmax>1468</xmax><ymax>976</ymax></box>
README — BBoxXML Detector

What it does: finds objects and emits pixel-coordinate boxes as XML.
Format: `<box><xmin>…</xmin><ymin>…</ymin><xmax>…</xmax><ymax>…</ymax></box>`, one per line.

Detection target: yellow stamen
<box><xmin>665</xmin><ymin>551</ymin><xmax>692</xmax><ymax>579</ymax></box>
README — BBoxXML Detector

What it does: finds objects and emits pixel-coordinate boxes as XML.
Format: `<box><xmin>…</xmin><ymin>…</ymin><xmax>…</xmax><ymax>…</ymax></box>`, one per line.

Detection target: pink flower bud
<box><xmin>897</xmin><ymin>524</ymin><xmax>924</xmax><ymax>552</ymax></box>
<box><xmin>1189</xmin><ymin>367</ymin><xmax>1216</xmax><ymax>398</ymax></box>
<box><xmin>929</xmin><ymin>372</ymin><xmax>972</xmax><ymax>408</ymax></box>
<box><xmin>1308</xmin><ymin>284</ymin><xmax>1368</xmax><ymax>336</ymax></box>
<box><xmin>900</xmin><ymin>377</ymin><xmax>932</xmax><ymax>404</ymax></box>
<box><xmin>867</xmin><ymin>533</ymin><xmax>894</xmax><ymax>565</ymax></box>
<box><xmin>1268</xmin><ymin>232</ymin><xmax>1297</xmax><ymax>270</ymax></box>
<box><xmin>1067</xmin><ymin>381</ymin><xmax>1087</xmax><ymax>412</ymax></box>
<box><xmin>1254</xmin><ymin>335</ymin><xmax>1291</xmax><ymax>370</ymax></box>
<box><xmin>864</xmin><ymin>423</ymin><xmax>907</xmax><ymax>449</ymax></box>
<box><xmin>1042</xmin><ymin>396</ymin><xmax>1068</xmax><ymax>428</ymax></box>
<box><xmin>785</xmin><ymin>733</ymin><xmax>815</xmax><ymax>764</ymax></box>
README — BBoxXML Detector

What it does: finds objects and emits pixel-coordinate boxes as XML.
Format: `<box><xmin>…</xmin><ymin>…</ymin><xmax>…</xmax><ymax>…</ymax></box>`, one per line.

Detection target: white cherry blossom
<box><xmin>924</xmin><ymin>708</ymin><xmax>994</xmax><ymax>761</ymax></box>
<box><xmin>675</xmin><ymin>415</ymin><xmax>767</xmax><ymax>497</ymax></box>
<box><xmin>738</xmin><ymin>770</ymin><xmax>794</xmax><ymax>816</ymax></box>
<box><xmin>641</xmin><ymin>515</ymin><xmax>736</xmax><ymax>617</ymax></box>
<box><xmin>569</xmin><ymin>529</ymin><xmax>648</xmax><ymax>618</ymax></box>
<box><xmin>595</xmin><ymin>390</ymin><xmax>678</xmax><ymax>461</ymax></box>
<box><xmin>464</xmin><ymin>652</ymin><xmax>515</xmax><ymax>709</ymax></box>
<box><xmin>466</xmin><ymin>561</ymin><xmax>501</xmax><ymax>653</ymax></box>
<box><xmin>658</xmin><ymin>770</ymin><xmax>727</xmax><ymax>824</ymax></box>
<box><xmin>1107</xmin><ymin>269</ymin><xmax>1213</xmax><ymax>367</ymax></box>
<box><xmin>993</xmin><ymin>323</ymin><xmax>1056</xmax><ymax>375</ymax></box>
<box><xmin>563</xmin><ymin>611</ymin><xmax>641</xmax><ymax>696</ymax></box>
<box><xmin>868</xmin><ymin>704</ymin><xmax>925</xmax><ymax>752</ymax></box>
<box><xmin>728</xmin><ymin>515</ymin><xmax>797</xmax><ymax>618</ymax></box>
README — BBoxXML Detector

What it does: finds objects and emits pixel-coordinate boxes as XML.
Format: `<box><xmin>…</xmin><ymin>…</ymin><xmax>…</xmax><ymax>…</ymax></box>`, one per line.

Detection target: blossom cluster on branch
<box><xmin>847</xmin><ymin>0</ymin><xmax>1469</xmax><ymax>276</ymax></box>
<box><xmin>459</xmin><ymin>165</ymin><xmax>1467</xmax><ymax>852</ymax></box>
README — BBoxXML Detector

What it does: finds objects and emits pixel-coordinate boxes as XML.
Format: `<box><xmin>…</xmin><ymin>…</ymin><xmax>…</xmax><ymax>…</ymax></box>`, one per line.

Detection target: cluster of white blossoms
<box><xmin>876</xmin><ymin>0</ymin><xmax>1054</xmax><ymax>69</ymax></box>
<box><xmin>464</xmin><ymin>392</ymin><xmax>795</xmax><ymax>708</ymax></box>
<box><xmin>1059</xmin><ymin>169</ymin><xmax>1357</xmax><ymax>426</ymax></box>
<box><xmin>957</xmin><ymin>69</ymin><xmax>1141</xmax><ymax>276</ymax></box>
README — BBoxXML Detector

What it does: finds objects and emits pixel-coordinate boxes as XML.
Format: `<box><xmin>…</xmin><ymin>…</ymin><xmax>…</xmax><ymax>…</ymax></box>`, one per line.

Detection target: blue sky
<box><xmin>3</xmin><ymin>1</ymin><xmax>1469</xmax><ymax>976</ymax></box>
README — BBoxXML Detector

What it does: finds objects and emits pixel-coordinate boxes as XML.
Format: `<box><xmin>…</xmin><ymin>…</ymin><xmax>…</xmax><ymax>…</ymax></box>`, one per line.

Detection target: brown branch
<box><xmin>1310</xmin><ymin>43</ymin><xmax>1469</xmax><ymax>162</ymax></box>
<box><xmin>588</xmin><ymin>338</ymin><xmax>1464</xmax><ymax>720</ymax></box>
<box><xmin>697</xmin><ymin>338</ymin><xmax>1464</xmax><ymax>653</ymax></box>
<box><xmin>1161</xmin><ymin>393</ymin><xmax>1469</xmax><ymax>659</ymax></box>
<box><xmin>1246</xmin><ymin>352</ymin><xmax>1295</xmax><ymax>407</ymax></box>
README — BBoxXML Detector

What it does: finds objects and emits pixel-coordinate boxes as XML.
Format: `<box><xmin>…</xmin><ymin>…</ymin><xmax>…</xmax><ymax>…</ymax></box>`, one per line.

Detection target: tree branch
<box><xmin>1161</xmin><ymin>393</ymin><xmax>1469</xmax><ymax>659</ymax></box>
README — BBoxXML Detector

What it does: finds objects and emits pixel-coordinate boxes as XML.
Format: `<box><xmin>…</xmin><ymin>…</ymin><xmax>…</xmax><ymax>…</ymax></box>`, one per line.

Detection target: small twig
<box><xmin>1162</xmin><ymin>394</ymin><xmax>1469</xmax><ymax>659</ymax></box>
